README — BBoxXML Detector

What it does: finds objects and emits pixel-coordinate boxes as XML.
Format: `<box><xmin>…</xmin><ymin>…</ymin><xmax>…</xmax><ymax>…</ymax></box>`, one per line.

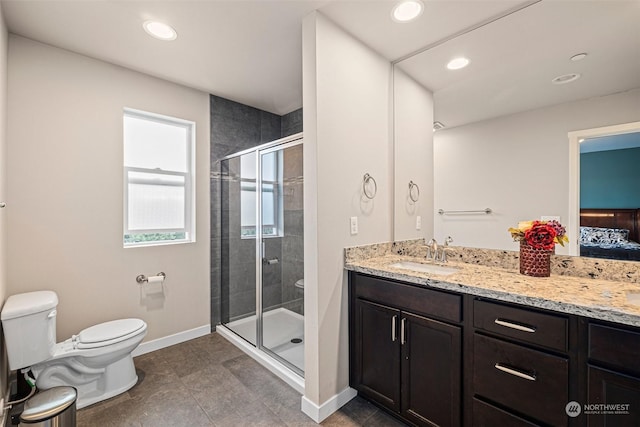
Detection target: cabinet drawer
<box><xmin>473</xmin><ymin>334</ymin><xmax>569</xmax><ymax>426</ymax></box>
<box><xmin>589</xmin><ymin>323</ymin><xmax>640</xmax><ymax>376</ymax></box>
<box><xmin>474</xmin><ymin>299</ymin><xmax>568</xmax><ymax>351</ymax></box>
<box><xmin>473</xmin><ymin>398</ymin><xmax>541</xmax><ymax>427</ymax></box>
<box><xmin>353</xmin><ymin>273</ymin><xmax>462</xmax><ymax>323</ymax></box>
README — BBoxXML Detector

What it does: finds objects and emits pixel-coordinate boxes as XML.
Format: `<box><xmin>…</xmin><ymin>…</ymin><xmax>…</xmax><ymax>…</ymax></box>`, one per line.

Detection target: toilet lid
<box><xmin>78</xmin><ymin>318</ymin><xmax>146</xmax><ymax>345</ymax></box>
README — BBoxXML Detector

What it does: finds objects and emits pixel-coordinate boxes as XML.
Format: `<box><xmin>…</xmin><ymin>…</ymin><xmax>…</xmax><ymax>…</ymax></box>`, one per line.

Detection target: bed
<box><xmin>580</xmin><ymin>208</ymin><xmax>640</xmax><ymax>261</ymax></box>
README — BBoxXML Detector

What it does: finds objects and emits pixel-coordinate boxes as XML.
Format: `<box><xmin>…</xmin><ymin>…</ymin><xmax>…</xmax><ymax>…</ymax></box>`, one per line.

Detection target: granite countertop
<box><xmin>345</xmin><ymin>253</ymin><xmax>640</xmax><ymax>328</ymax></box>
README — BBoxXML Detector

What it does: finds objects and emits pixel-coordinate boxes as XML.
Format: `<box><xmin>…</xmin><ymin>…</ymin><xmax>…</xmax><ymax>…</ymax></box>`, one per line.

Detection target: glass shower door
<box><xmin>220</xmin><ymin>151</ymin><xmax>258</xmax><ymax>345</ymax></box>
<box><xmin>259</xmin><ymin>142</ymin><xmax>304</xmax><ymax>374</ymax></box>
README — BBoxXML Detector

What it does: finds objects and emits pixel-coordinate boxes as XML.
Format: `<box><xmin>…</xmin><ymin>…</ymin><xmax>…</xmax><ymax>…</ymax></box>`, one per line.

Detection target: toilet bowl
<box><xmin>1</xmin><ymin>291</ymin><xmax>147</xmax><ymax>409</ymax></box>
<box><xmin>32</xmin><ymin>318</ymin><xmax>147</xmax><ymax>408</ymax></box>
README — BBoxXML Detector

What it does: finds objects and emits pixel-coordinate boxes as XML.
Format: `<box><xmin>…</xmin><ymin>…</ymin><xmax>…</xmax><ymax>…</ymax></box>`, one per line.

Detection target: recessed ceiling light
<box><xmin>552</xmin><ymin>73</ymin><xmax>581</xmax><ymax>85</ymax></box>
<box><xmin>570</xmin><ymin>53</ymin><xmax>588</xmax><ymax>62</ymax></box>
<box><xmin>143</xmin><ymin>21</ymin><xmax>177</xmax><ymax>41</ymax></box>
<box><xmin>392</xmin><ymin>0</ymin><xmax>424</xmax><ymax>23</ymax></box>
<box><xmin>446</xmin><ymin>57</ymin><xmax>470</xmax><ymax>70</ymax></box>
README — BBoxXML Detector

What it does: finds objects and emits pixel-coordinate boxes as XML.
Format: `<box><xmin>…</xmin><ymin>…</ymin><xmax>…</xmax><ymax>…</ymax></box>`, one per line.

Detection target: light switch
<box><xmin>350</xmin><ymin>216</ymin><xmax>358</xmax><ymax>235</ymax></box>
<box><xmin>416</xmin><ymin>215</ymin><xmax>422</xmax><ymax>230</ymax></box>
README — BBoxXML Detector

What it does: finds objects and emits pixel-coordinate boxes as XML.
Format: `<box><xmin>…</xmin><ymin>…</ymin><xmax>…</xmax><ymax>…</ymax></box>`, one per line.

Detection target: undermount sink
<box><xmin>627</xmin><ymin>291</ymin><xmax>640</xmax><ymax>306</ymax></box>
<box><xmin>390</xmin><ymin>261</ymin><xmax>460</xmax><ymax>276</ymax></box>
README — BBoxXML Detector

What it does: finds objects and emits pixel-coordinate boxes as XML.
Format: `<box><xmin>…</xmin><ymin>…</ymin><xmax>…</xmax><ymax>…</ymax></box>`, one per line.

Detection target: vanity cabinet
<box><xmin>349</xmin><ymin>272</ymin><xmax>462</xmax><ymax>427</ymax></box>
<box><xmin>348</xmin><ymin>271</ymin><xmax>640</xmax><ymax>427</ymax></box>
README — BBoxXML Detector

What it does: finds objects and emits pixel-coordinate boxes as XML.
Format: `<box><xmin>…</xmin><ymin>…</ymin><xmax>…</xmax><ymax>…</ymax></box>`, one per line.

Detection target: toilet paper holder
<box><xmin>136</xmin><ymin>272</ymin><xmax>166</xmax><ymax>284</ymax></box>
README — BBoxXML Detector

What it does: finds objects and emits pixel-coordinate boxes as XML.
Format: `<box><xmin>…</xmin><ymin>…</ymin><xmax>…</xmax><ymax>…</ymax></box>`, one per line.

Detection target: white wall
<box><xmin>303</xmin><ymin>11</ymin><xmax>392</xmax><ymax>414</ymax></box>
<box><xmin>434</xmin><ymin>88</ymin><xmax>640</xmax><ymax>253</ymax></box>
<box><xmin>0</xmin><ymin>2</ymin><xmax>9</xmax><ymax>416</ymax></box>
<box><xmin>393</xmin><ymin>69</ymin><xmax>433</xmax><ymax>241</ymax></box>
<box><xmin>7</xmin><ymin>36</ymin><xmax>210</xmax><ymax>342</ymax></box>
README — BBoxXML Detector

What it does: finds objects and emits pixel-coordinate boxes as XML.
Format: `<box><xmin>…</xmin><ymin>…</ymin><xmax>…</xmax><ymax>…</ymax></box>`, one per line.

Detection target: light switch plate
<box><xmin>416</xmin><ymin>215</ymin><xmax>422</xmax><ymax>230</ymax></box>
<box><xmin>541</xmin><ymin>215</ymin><xmax>561</xmax><ymax>222</ymax></box>
<box><xmin>350</xmin><ymin>216</ymin><xmax>358</xmax><ymax>235</ymax></box>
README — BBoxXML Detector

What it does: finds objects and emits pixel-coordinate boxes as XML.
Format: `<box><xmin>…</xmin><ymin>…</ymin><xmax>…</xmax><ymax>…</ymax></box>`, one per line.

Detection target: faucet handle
<box><xmin>426</xmin><ymin>238</ymin><xmax>438</xmax><ymax>261</ymax></box>
<box><xmin>425</xmin><ymin>238</ymin><xmax>435</xmax><ymax>259</ymax></box>
<box><xmin>440</xmin><ymin>237</ymin><xmax>454</xmax><ymax>262</ymax></box>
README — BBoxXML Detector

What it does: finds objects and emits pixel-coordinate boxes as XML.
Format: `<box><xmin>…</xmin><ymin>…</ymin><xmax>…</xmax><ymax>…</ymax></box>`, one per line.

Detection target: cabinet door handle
<box><xmin>391</xmin><ymin>315</ymin><xmax>397</xmax><ymax>342</ymax></box>
<box><xmin>494</xmin><ymin>318</ymin><xmax>536</xmax><ymax>333</ymax></box>
<box><xmin>494</xmin><ymin>363</ymin><xmax>537</xmax><ymax>381</ymax></box>
<box><xmin>401</xmin><ymin>317</ymin><xmax>406</xmax><ymax>345</ymax></box>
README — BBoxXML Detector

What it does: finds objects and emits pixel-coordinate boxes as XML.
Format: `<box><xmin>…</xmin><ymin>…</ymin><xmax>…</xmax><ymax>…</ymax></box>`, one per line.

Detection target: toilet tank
<box><xmin>1</xmin><ymin>291</ymin><xmax>58</xmax><ymax>370</ymax></box>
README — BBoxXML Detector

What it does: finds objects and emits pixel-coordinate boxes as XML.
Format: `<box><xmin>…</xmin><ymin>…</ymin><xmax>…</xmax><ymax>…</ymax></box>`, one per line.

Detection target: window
<box><xmin>240</xmin><ymin>150</ymin><xmax>282</xmax><ymax>238</ymax></box>
<box><xmin>123</xmin><ymin>109</ymin><xmax>195</xmax><ymax>246</ymax></box>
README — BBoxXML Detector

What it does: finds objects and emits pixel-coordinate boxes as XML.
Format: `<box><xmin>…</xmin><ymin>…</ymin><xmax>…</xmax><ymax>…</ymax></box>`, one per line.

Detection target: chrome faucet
<box><xmin>426</xmin><ymin>236</ymin><xmax>453</xmax><ymax>262</ymax></box>
<box><xmin>426</xmin><ymin>238</ymin><xmax>438</xmax><ymax>261</ymax></box>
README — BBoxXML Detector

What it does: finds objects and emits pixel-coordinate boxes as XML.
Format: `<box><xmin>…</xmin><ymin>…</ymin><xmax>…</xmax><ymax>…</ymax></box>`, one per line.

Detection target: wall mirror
<box><xmin>393</xmin><ymin>0</ymin><xmax>640</xmax><ymax>260</ymax></box>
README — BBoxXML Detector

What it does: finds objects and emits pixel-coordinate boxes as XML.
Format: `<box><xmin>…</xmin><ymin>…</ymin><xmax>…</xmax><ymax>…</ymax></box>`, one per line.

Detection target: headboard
<box><xmin>580</xmin><ymin>208</ymin><xmax>640</xmax><ymax>243</ymax></box>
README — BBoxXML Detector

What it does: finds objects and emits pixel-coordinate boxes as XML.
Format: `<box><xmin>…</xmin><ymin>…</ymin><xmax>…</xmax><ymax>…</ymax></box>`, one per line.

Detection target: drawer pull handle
<box><xmin>401</xmin><ymin>317</ymin><xmax>406</xmax><ymax>345</ymax></box>
<box><xmin>494</xmin><ymin>318</ymin><xmax>536</xmax><ymax>333</ymax></box>
<box><xmin>494</xmin><ymin>363</ymin><xmax>537</xmax><ymax>381</ymax></box>
<box><xmin>392</xmin><ymin>315</ymin><xmax>397</xmax><ymax>342</ymax></box>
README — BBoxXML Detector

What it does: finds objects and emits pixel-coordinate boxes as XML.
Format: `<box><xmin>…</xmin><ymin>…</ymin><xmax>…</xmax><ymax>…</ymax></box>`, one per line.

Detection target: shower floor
<box><xmin>225</xmin><ymin>307</ymin><xmax>304</xmax><ymax>372</ymax></box>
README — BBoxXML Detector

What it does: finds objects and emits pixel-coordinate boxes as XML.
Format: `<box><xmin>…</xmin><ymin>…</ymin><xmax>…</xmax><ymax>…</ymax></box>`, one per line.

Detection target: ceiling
<box><xmin>396</xmin><ymin>0</ymin><xmax>640</xmax><ymax>128</ymax></box>
<box><xmin>0</xmin><ymin>0</ymin><xmax>529</xmax><ymax>115</ymax></box>
<box><xmin>5</xmin><ymin>0</ymin><xmax>634</xmax><ymax>123</ymax></box>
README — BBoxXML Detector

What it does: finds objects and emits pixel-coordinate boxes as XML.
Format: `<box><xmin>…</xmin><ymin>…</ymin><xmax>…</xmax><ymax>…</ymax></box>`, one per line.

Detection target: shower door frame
<box><xmin>219</xmin><ymin>132</ymin><xmax>304</xmax><ymax>378</ymax></box>
<box><xmin>255</xmin><ymin>136</ymin><xmax>304</xmax><ymax>377</ymax></box>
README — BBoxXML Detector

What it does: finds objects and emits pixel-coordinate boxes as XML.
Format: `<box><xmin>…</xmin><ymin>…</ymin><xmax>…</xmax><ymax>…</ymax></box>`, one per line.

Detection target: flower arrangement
<box><xmin>509</xmin><ymin>220</ymin><xmax>569</xmax><ymax>251</ymax></box>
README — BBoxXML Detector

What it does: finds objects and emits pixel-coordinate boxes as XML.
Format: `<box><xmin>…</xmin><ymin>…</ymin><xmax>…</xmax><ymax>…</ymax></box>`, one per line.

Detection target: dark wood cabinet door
<box><xmin>588</xmin><ymin>366</ymin><xmax>640</xmax><ymax>427</ymax></box>
<box><xmin>401</xmin><ymin>311</ymin><xmax>462</xmax><ymax>427</ymax></box>
<box><xmin>353</xmin><ymin>298</ymin><xmax>401</xmax><ymax>412</ymax></box>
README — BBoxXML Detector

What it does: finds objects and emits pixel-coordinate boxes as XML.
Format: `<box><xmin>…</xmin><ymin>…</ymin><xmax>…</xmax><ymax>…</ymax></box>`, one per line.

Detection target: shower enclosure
<box><xmin>218</xmin><ymin>134</ymin><xmax>304</xmax><ymax>377</ymax></box>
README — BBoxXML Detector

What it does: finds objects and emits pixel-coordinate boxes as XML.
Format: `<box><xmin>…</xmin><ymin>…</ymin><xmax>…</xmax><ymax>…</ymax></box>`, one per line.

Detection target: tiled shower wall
<box><xmin>210</xmin><ymin>95</ymin><xmax>302</xmax><ymax>328</ymax></box>
<box><xmin>281</xmin><ymin>144</ymin><xmax>304</xmax><ymax>315</ymax></box>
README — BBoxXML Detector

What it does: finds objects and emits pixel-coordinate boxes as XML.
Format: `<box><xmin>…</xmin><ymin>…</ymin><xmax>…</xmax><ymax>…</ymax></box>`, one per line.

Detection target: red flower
<box><xmin>524</xmin><ymin>221</ymin><xmax>557</xmax><ymax>250</ymax></box>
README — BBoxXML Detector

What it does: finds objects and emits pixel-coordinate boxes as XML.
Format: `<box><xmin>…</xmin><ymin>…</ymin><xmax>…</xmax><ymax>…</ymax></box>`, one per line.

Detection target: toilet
<box><xmin>1</xmin><ymin>290</ymin><xmax>147</xmax><ymax>409</ymax></box>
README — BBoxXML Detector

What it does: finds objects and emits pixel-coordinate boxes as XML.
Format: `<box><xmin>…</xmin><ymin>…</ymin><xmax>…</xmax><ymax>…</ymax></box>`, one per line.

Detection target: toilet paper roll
<box><xmin>143</xmin><ymin>275</ymin><xmax>165</xmax><ymax>295</ymax></box>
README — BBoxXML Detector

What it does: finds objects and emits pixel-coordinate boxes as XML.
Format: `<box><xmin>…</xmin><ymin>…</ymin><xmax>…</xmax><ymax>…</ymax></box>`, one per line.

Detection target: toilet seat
<box><xmin>74</xmin><ymin>319</ymin><xmax>146</xmax><ymax>349</ymax></box>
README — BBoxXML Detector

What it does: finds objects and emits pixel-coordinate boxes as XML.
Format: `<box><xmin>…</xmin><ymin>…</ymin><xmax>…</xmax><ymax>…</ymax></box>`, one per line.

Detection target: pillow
<box><xmin>580</xmin><ymin>226</ymin><xmax>629</xmax><ymax>245</ymax></box>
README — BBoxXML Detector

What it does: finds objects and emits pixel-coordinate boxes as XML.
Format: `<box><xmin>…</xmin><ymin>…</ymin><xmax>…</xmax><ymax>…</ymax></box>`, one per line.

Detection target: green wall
<box><xmin>581</xmin><ymin>147</ymin><xmax>640</xmax><ymax>208</ymax></box>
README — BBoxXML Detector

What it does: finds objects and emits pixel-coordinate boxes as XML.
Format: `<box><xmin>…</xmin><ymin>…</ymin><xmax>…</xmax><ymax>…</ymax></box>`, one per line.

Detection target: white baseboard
<box><xmin>301</xmin><ymin>387</ymin><xmax>358</xmax><ymax>423</ymax></box>
<box><xmin>132</xmin><ymin>324</ymin><xmax>211</xmax><ymax>357</ymax></box>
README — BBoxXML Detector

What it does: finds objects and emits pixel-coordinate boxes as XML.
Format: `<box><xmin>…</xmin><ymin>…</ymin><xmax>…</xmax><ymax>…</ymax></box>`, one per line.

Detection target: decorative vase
<box><xmin>519</xmin><ymin>241</ymin><xmax>552</xmax><ymax>277</ymax></box>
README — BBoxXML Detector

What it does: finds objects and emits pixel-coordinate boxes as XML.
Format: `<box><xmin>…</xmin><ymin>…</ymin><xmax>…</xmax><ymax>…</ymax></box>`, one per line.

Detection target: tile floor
<box><xmin>77</xmin><ymin>333</ymin><xmax>406</xmax><ymax>426</ymax></box>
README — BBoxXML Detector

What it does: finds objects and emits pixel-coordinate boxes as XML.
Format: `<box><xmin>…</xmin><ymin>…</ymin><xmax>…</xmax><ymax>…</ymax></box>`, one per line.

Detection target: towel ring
<box><xmin>408</xmin><ymin>181</ymin><xmax>420</xmax><ymax>202</ymax></box>
<box><xmin>363</xmin><ymin>173</ymin><xmax>377</xmax><ymax>199</ymax></box>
